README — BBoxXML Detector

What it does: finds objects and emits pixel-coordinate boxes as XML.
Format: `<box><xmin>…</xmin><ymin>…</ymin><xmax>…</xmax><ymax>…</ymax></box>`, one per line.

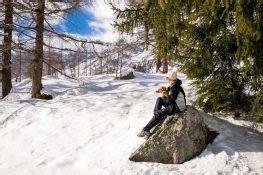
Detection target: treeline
<box><xmin>0</xmin><ymin>0</ymin><xmax>94</xmax><ymax>98</ymax></box>
<box><xmin>0</xmin><ymin>0</ymin><xmax>146</xmax><ymax>99</ymax></box>
<box><xmin>112</xmin><ymin>0</ymin><xmax>263</xmax><ymax>119</ymax></box>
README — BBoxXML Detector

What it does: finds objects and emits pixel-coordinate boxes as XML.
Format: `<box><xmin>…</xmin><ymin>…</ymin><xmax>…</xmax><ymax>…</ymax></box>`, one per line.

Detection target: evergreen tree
<box><xmin>112</xmin><ymin>0</ymin><xmax>263</xmax><ymax>119</ymax></box>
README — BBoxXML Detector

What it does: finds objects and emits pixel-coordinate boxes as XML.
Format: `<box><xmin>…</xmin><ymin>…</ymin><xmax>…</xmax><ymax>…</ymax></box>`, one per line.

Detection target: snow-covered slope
<box><xmin>0</xmin><ymin>72</ymin><xmax>262</xmax><ymax>175</ymax></box>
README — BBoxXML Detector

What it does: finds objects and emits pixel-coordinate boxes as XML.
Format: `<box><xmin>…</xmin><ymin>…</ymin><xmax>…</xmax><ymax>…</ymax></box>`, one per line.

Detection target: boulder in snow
<box><xmin>116</xmin><ymin>71</ymin><xmax>135</xmax><ymax>80</ymax></box>
<box><xmin>130</xmin><ymin>106</ymin><xmax>212</xmax><ymax>164</ymax></box>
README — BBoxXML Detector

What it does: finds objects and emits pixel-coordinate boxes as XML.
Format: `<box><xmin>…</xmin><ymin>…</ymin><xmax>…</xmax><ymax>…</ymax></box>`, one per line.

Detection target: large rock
<box><xmin>130</xmin><ymin>106</ymin><xmax>209</xmax><ymax>164</ymax></box>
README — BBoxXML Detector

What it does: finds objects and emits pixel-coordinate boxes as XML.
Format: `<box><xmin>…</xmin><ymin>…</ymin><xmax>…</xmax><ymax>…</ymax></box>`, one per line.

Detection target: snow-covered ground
<box><xmin>0</xmin><ymin>72</ymin><xmax>262</xmax><ymax>175</ymax></box>
<box><xmin>214</xmin><ymin>113</ymin><xmax>263</xmax><ymax>134</ymax></box>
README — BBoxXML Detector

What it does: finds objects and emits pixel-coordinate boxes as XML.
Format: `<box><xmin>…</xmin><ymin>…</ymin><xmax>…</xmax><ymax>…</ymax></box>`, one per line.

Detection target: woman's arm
<box><xmin>168</xmin><ymin>85</ymin><xmax>180</xmax><ymax>104</ymax></box>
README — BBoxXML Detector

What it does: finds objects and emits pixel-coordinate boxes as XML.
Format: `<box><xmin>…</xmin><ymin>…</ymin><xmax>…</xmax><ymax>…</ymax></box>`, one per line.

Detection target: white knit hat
<box><xmin>166</xmin><ymin>66</ymin><xmax>178</xmax><ymax>80</ymax></box>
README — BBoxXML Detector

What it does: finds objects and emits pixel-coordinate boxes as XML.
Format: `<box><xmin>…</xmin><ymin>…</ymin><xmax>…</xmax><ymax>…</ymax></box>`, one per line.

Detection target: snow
<box><xmin>213</xmin><ymin>113</ymin><xmax>263</xmax><ymax>133</ymax></box>
<box><xmin>0</xmin><ymin>72</ymin><xmax>263</xmax><ymax>175</ymax></box>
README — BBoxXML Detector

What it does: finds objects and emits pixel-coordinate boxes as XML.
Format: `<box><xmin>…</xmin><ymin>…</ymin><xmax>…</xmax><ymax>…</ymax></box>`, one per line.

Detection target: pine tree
<box><xmin>112</xmin><ymin>0</ymin><xmax>263</xmax><ymax>118</ymax></box>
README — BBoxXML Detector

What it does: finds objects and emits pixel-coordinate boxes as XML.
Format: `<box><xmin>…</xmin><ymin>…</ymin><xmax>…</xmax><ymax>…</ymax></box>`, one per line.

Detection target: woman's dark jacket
<box><xmin>165</xmin><ymin>79</ymin><xmax>187</xmax><ymax>112</ymax></box>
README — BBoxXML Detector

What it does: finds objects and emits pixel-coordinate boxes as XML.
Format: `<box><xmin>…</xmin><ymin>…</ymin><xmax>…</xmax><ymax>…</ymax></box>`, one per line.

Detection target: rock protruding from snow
<box><xmin>116</xmin><ymin>71</ymin><xmax>135</xmax><ymax>80</ymax></box>
<box><xmin>129</xmin><ymin>106</ymin><xmax>209</xmax><ymax>164</ymax></box>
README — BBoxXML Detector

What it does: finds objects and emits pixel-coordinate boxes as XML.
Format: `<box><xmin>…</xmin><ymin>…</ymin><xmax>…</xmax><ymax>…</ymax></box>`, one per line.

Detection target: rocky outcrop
<box><xmin>130</xmin><ymin>106</ymin><xmax>211</xmax><ymax>164</ymax></box>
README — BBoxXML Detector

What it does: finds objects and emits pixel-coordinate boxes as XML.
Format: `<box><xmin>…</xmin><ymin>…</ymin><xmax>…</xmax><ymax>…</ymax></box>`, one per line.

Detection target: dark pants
<box><xmin>143</xmin><ymin>97</ymin><xmax>179</xmax><ymax>132</ymax></box>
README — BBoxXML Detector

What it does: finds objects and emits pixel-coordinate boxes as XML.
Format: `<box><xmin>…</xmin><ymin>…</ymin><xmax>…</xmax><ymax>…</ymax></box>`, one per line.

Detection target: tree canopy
<box><xmin>112</xmin><ymin>0</ymin><xmax>263</xmax><ymax>119</ymax></box>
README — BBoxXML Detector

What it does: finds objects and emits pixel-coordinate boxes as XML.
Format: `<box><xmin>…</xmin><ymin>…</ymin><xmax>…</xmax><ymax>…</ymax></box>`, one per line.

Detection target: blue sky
<box><xmin>54</xmin><ymin>7</ymin><xmax>104</xmax><ymax>36</ymax></box>
<box><xmin>49</xmin><ymin>1</ymin><xmax>118</xmax><ymax>45</ymax></box>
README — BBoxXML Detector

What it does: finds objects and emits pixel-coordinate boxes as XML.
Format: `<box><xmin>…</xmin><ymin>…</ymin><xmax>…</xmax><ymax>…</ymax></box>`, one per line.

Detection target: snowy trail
<box><xmin>0</xmin><ymin>72</ymin><xmax>262</xmax><ymax>175</ymax></box>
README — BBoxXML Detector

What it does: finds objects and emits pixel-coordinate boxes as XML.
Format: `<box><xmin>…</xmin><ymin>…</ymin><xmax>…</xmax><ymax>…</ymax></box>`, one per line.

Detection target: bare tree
<box><xmin>31</xmin><ymin>0</ymin><xmax>45</xmax><ymax>98</ymax></box>
<box><xmin>15</xmin><ymin>0</ymin><xmax>93</xmax><ymax>97</ymax></box>
<box><xmin>2</xmin><ymin>0</ymin><xmax>13</xmax><ymax>98</ymax></box>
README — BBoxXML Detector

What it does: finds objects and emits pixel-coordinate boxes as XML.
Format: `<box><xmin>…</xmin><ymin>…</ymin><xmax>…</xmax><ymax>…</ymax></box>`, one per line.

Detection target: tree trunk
<box><xmin>77</xmin><ymin>56</ymin><xmax>79</xmax><ymax>77</ymax></box>
<box><xmin>115</xmin><ymin>52</ymin><xmax>119</xmax><ymax>78</ymax></box>
<box><xmin>19</xmin><ymin>40</ymin><xmax>22</xmax><ymax>82</ymax></box>
<box><xmin>2</xmin><ymin>0</ymin><xmax>13</xmax><ymax>98</ymax></box>
<box><xmin>156</xmin><ymin>54</ymin><xmax>161</xmax><ymax>73</ymax></box>
<box><xmin>119</xmin><ymin>49</ymin><xmax>123</xmax><ymax>78</ymax></box>
<box><xmin>32</xmin><ymin>0</ymin><xmax>45</xmax><ymax>98</ymax></box>
<box><xmin>162</xmin><ymin>57</ymin><xmax>168</xmax><ymax>73</ymax></box>
<box><xmin>48</xmin><ymin>39</ymin><xmax>51</xmax><ymax>75</ymax></box>
<box><xmin>106</xmin><ymin>56</ymin><xmax>109</xmax><ymax>74</ymax></box>
<box><xmin>85</xmin><ymin>51</ymin><xmax>87</xmax><ymax>76</ymax></box>
<box><xmin>100</xmin><ymin>57</ymin><xmax>103</xmax><ymax>74</ymax></box>
<box><xmin>89</xmin><ymin>54</ymin><xmax>92</xmax><ymax>75</ymax></box>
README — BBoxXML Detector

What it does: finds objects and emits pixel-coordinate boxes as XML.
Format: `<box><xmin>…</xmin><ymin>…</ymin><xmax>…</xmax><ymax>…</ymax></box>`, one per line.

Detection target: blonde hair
<box><xmin>166</xmin><ymin>77</ymin><xmax>176</xmax><ymax>84</ymax></box>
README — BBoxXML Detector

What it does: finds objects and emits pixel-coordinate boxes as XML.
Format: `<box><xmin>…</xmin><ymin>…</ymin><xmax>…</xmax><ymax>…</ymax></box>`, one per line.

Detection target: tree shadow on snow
<box><xmin>199</xmin><ymin>110</ymin><xmax>263</xmax><ymax>156</ymax></box>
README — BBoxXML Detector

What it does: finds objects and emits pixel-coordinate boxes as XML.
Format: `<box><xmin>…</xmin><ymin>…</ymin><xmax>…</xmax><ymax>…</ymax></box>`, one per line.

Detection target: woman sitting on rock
<box><xmin>137</xmin><ymin>67</ymin><xmax>187</xmax><ymax>138</ymax></box>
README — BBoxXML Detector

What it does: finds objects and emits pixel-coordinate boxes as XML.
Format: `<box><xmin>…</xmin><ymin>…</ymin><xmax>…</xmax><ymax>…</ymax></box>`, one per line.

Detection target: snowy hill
<box><xmin>0</xmin><ymin>72</ymin><xmax>263</xmax><ymax>175</ymax></box>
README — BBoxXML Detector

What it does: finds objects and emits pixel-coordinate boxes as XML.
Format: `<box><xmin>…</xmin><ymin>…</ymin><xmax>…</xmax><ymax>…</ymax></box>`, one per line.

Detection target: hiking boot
<box><xmin>137</xmin><ymin>130</ymin><xmax>150</xmax><ymax>137</ymax></box>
